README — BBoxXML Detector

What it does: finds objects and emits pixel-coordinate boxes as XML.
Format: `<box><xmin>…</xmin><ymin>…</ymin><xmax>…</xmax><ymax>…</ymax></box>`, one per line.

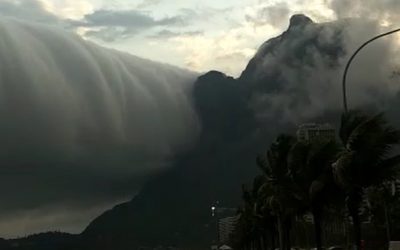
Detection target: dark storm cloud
<box><xmin>80</xmin><ymin>9</ymin><xmax>185</xmax><ymax>28</ymax></box>
<box><xmin>0</xmin><ymin>0</ymin><xmax>190</xmax><ymax>42</ymax></box>
<box><xmin>84</xmin><ymin>27</ymin><xmax>138</xmax><ymax>42</ymax></box>
<box><xmin>0</xmin><ymin>18</ymin><xmax>199</xmax><ymax>237</ymax></box>
<box><xmin>75</xmin><ymin>9</ymin><xmax>187</xmax><ymax>42</ymax></box>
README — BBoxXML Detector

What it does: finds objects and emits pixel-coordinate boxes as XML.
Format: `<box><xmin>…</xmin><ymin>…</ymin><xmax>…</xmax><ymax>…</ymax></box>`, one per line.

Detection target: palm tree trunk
<box><xmin>284</xmin><ymin>218</ymin><xmax>291</xmax><ymax>250</ymax></box>
<box><xmin>277</xmin><ymin>213</ymin><xmax>285</xmax><ymax>250</ymax></box>
<box><xmin>350</xmin><ymin>211</ymin><xmax>361</xmax><ymax>250</ymax></box>
<box><xmin>269</xmin><ymin>225</ymin><xmax>276</xmax><ymax>250</ymax></box>
<box><xmin>261</xmin><ymin>233</ymin><xmax>269</xmax><ymax>250</ymax></box>
<box><xmin>312</xmin><ymin>208</ymin><xmax>323</xmax><ymax>250</ymax></box>
<box><xmin>261</xmin><ymin>234</ymin><xmax>268</xmax><ymax>250</ymax></box>
<box><xmin>261</xmin><ymin>235</ymin><xmax>266</xmax><ymax>250</ymax></box>
<box><xmin>347</xmin><ymin>191</ymin><xmax>362</xmax><ymax>250</ymax></box>
<box><xmin>384</xmin><ymin>200</ymin><xmax>391</xmax><ymax>245</ymax></box>
<box><xmin>257</xmin><ymin>236</ymin><xmax>263</xmax><ymax>250</ymax></box>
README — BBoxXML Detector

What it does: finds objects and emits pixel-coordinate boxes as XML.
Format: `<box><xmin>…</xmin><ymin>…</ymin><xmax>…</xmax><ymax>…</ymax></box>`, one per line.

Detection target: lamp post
<box><xmin>342</xmin><ymin>27</ymin><xmax>400</xmax><ymax>112</ymax></box>
<box><xmin>211</xmin><ymin>203</ymin><xmax>220</xmax><ymax>246</ymax></box>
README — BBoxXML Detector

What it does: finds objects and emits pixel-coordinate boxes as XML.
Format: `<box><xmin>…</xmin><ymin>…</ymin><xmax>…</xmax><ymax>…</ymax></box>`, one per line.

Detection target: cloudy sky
<box><xmin>0</xmin><ymin>0</ymin><xmax>343</xmax><ymax>76</ymax></box>
<box><xmin>3</xmin><ymin>0</ymin><xmax>400</xmax><ymax>76</ymax></box>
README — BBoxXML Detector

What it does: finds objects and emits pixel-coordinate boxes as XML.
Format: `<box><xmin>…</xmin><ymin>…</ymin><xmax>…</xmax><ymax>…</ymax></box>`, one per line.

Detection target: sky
<box><xmin>4</xmin><ymin>0</ymin><xmax>400</xmax><ymax>76</ymax></box>
<box><xmin>0</xmin><ymin>0</ymin><xmax>342</xmax><ymax>76</ymax></box>
<box><xmin>3</xmin><ymin>0</ymin><xmax>400</xmax><ymax>76</ymax></box>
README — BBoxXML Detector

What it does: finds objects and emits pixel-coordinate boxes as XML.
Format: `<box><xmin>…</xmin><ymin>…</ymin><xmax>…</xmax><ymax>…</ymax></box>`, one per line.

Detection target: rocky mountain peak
<box><xmin>289</xmin><ymin>14</ymin><xmax>313</xmax><ymax>28</ymax></box>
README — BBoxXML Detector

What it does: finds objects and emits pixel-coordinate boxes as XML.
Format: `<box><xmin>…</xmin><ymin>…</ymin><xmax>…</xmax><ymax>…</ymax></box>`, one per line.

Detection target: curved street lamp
<box><xmin>342</xmin><ymin>27</ymin><xmax>400</xmax><ymax>112</ymax></box>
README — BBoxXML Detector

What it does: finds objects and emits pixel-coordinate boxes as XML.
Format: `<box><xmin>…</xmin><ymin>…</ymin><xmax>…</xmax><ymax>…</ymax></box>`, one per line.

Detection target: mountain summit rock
<box><xmin>289</xmin><ymin>14</ymin><xmax>313</xmax><ymax>28</ymax></box>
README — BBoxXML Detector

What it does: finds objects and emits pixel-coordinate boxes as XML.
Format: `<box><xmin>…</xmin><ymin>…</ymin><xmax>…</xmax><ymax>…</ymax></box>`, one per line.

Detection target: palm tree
<box><xmin>236</xmin><ymin>185</ymin><xmax>257</xmax><ymax>250</ymax></box>
<box><xmin>254</xmin><ymin>202</ymin><xmax>277</xmax><ymax>250</ymax></box>
<box><xmin>333</xmin><ymin>110</ymin><xmax>400</xmax><ymax>249</ymax></box>
<box><xmin>236</xmin><ymin>178</ymin><xmax>270</xmax><ymax>250</ymax></box>
<box><xmin>257</xmin><ymin>134</ymin><xmax>297</xmax><ymax>250</ymax></box>
<box><xmin>288</xmin><ymin>139</ymin><xmax>342</xmax><ymax>250</ymax></box>
<box><xmin>252</xmin><ymin>175</ymin><xmax>275</xmax><ymax>250</ymax></box>
<box><xmin>366</xmin><ymin>182</ymin><xmax>398</xmax><ymax>245</ymax></box>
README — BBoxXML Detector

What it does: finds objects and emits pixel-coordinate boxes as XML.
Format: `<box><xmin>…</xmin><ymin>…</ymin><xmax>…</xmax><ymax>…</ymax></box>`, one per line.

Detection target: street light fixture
<box><xmin>342</xmin><ymin>27</ymin><xmax>400</xmax><ymax>112</ymax></box>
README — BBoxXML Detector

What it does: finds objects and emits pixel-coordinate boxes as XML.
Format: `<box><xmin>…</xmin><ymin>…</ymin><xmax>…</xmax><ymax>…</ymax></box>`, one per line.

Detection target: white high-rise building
<box><xmin>296</xmin><ymin>123</ymin><xmax>335</xmax><ymax>142</ymax></box>
<box><xmin>218</xmin><ymin>215</ymin><xmax>239</xmax><ymax>244</ymax></box>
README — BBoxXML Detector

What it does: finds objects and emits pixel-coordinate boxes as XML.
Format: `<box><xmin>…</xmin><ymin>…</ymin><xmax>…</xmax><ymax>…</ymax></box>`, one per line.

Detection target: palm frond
<box><xmin>336</xmin><ymin>111</ymin><xmax>400</xmax><ymax>188</ymax></box>
<box><xmin>339</xmin><ymin>110</ymin><xmax>369</xmax><ymax>146</ymax></box>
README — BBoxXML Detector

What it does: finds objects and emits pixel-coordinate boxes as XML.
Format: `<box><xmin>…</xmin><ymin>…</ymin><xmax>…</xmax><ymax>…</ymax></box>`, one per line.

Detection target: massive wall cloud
<box><xmin>0</xmin><ymin>17</ymin><xmax>199</xmax><ymax>237</ymax></box>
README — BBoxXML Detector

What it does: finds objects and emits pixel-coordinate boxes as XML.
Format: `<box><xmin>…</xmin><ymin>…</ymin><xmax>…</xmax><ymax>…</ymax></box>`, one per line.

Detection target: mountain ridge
<box><xmin>72</xmin><ymin>14</ymin><xmax>347</xmax><ymax>250</ymax></box>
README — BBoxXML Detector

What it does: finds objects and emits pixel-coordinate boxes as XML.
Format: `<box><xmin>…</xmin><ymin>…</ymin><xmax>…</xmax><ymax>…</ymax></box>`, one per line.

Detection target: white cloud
<box><xmin>159</xmin><ymin>0</ymin><xmax>339</xmax><ymax>76</ymax></box>
<box><xmin>0</xmin><ymin>0</ymin><xmax>340</xmax><ymax>76</ymax></box>
<box><xmin>168</xmin><ymin>11</ymin><xmax>280</xmax><ymax>76</ymax></box>
<box><xmin>40</xmin><ymin>0</ymin><xmax>95</xmax><ymax>20</ymax></box>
